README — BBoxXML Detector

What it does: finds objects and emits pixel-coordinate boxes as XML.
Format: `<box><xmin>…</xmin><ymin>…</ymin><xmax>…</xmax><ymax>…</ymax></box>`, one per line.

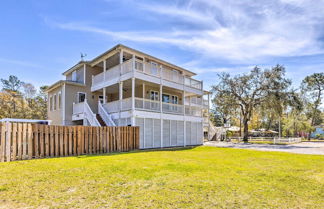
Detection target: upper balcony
<box><xmin>91</xmin><ymin>58</ymin><xmax>203</xmax><ymax>94</ymax></box>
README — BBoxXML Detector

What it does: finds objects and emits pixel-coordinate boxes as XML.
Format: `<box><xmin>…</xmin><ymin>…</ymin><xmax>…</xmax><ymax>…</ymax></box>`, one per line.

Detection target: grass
<box><xmin>0</xmin><ymin>146</ymin><xmax>323</xmax><ymax>208</ymax></box>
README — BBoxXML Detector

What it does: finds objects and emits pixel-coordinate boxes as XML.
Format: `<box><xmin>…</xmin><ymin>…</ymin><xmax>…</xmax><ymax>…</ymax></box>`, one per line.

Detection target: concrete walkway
<box><xmin>204</xmin><ymin>141</ymin><xmax>324</xmax><ymax>155</ymax></box>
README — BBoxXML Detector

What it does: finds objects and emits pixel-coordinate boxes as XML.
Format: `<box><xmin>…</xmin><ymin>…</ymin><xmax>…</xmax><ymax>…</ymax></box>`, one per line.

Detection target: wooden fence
<box><xmin>0</xmin><ymin>122</ymin><xmax>139</xmax><ymax>162</ymax></box>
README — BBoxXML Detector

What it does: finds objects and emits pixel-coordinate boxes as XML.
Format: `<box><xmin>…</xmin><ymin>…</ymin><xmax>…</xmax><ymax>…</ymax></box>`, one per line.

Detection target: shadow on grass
<box><xmin>74</xmin><ymin>145</ymin><xmax>200</xmax><ymax>159</ymax></box>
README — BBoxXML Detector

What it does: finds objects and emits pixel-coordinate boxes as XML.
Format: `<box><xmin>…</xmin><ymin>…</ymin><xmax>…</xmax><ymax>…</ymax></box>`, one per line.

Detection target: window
<box><xmin>72</xmin><ymin>71</ymin><xmax>77</xmax><ymax>81</ymax></box>
<box><xmin>58</xmin><ymin>92</ymin><xmax>62</xmax><ymax>109</ymax></box>
<box><xmin>77</xmin><ymin>92</ymin><xmax>86</xmax><ymax>103</ymax></box>
<box><xmin>49</xmin><ymin>96</ymin><xmax>53</xmax><ymax>111</ymax></box>
<box><xmin>53</xmin><ymin>94</ymin><xmax>57</xmax><ymax>110</ymax></box>
<box><xmin>162</xmin><ymin>94</ymin><xmax>170</xmax><ymax>103</ymax></box>
<box><xmin>99</xmin><ymin>95</ymin><xmax>104</xmax><ymax>104</ymax></box>
<box><xmin>150</xmin><ymin>91</ymin><xmax>159</xmax><ymax>101</ymax></box>
<box><xmin>151</xmin><ymin>62</ymin><xmax>159</xmax><ymax>76</ymax></box>
<box><xmin>171</xmin><ymin>95</ymin><xmax>178</xmax><ymax>104</ymax></box>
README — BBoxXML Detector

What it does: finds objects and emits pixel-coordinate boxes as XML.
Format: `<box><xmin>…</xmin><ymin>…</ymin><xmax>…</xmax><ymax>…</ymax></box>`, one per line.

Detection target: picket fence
<box><xmin>0</xmin><ymin>122</ymin><xmax>139</xmax><ymax>162</ymax></box>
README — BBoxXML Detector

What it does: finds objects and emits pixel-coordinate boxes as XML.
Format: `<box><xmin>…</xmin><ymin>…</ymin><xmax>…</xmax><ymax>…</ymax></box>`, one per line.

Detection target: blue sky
<box><xmin>0</xmin><ymin>0</ymin><xmax>324</xmax><ymax>90</ymax></box>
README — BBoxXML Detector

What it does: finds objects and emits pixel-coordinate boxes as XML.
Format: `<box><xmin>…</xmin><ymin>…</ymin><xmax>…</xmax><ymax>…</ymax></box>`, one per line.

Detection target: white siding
<box><xmin>135</xmin><ymin>118</ymin><xmax>144</xmax><ymax>149</ymax></box>
<box><xmin>135</xmin><ymin>117</ymin><xmax>202</xmax><ymax>149</ymax></box>
<box><xmin>153</xmin><ymin>119</ymin><xmax>161</xmax><ymax>148</ymax></box>
<box><xmin>177</xmin><ymin>121</ymin><xmax>184</xmax><ymax>146</ymax></box>
<box><xmin>186</xmin><ymin>121</ymin><xmax>191</xmax><ymax>145</ymax></box>
<box><xmin>145</xmin><ymin>118</ymin><xmax>153</xmax><ymax>148</ymax></box>
<box><xmin>171</xmin><ymin>120</ymin><xmax>177</xmax><ymax>146</ymax></box>
<box><xmin>163</xmin><ymin>120</ymin><xmax>170</xmax><ymax>147</ymax></box>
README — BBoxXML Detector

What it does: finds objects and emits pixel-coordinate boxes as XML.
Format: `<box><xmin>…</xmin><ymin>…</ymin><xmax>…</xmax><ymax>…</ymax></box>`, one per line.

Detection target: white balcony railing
<box><xmin>121</xmin><ymin>97</ymin><xmax>132</xmax><ymax>111</ymax></box>
<box><xmin>103</xmin><ymin>100</ymin><xmax>120</xmax><ymax>114</ymax></box>
<box><xmin>92</xmin><ymin>58</ymin><xmax>203</xmax><ymax>90</ymax></box>
<box><xmin>73</xmin><ymin>102</ymin><xmax>84</xmax><ymax>114</ymax></box>
<box><xmin>135</xmin><ymin>97</ymin><xmax>160</xmax><ymax>112</ymax></box>
<box><xmin>72</xmin><ymin>101</ymin><xmax>100</xmax><ymax>126</ymax></box>
<box><xmin>162</xmin><ymin>103</ymin><xmax>184</xmax><ymax>114</ymax></box>
<box><xmin>121</xmin><ymin>59</ymin><xmax>133</xmax><ymax>75</ymax></box>
<box><xmin>102</xmin><ymin>97</ymin><xmax>201</xmax><ymax>116</ymax></box>
<box><xmin>185</xmin><ymin>105</ymin><xmax>202</xmax><ymax>117</ymax></box>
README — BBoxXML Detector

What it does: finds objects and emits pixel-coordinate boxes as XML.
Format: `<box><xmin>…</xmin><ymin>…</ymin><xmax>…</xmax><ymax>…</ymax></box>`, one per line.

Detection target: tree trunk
<box><xmin>243</xmin><ymin>119</ymin><xmax>249</xmax><ymax>142</ymax></box>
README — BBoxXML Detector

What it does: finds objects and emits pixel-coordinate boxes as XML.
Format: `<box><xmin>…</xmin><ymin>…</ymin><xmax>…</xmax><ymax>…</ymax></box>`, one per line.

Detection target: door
<box><xmin>150</xmin><ymin>90</ymin><xmax>159</xmax><ymax>110</ymax></box>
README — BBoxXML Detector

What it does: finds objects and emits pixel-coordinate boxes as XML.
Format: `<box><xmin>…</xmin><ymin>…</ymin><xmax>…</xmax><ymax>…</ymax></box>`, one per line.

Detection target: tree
<box><xmin>211</xmin><ymin>65</ymin><xmax>291</xmax><ymax>142</ymax></box>
<box><xmin>0</xmin><ymin>75</ymin><xmax>48</xmax><ymax>120</ymax></box>
<box><xmin>301</xmin><ymin>73</ymin><xmax>324</xmax><ymax>139</ymax></box>
<box><xmin>1</xmin><ymin>75</ymin><xmax>22</xmax><ymax>93</ymax></box>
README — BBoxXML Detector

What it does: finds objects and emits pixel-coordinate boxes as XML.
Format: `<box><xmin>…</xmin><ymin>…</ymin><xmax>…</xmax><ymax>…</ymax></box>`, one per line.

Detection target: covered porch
<box><xmin>96</xmin><ymin>79</ymin><xmax>204</xmax><ymax>117</ymax></box>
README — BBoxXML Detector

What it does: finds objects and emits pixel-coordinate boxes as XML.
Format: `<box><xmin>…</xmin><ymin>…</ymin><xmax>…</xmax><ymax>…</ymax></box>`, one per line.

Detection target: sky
<box><xmin>0</xmin><ymin>0</ymin><xmax>324</xmax><ymax>91</ymax></box>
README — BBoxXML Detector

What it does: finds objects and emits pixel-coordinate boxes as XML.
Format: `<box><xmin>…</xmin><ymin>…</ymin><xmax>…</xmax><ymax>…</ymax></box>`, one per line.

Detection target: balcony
<box><xmin>102</xmin><ymin>97</ymin><xmax>202</xmax><ymax>117</ymax></box>
<box><xmin>91</xmin><ymin>58</ymin><xmax>203</xmax><ymax>92</ymax></box>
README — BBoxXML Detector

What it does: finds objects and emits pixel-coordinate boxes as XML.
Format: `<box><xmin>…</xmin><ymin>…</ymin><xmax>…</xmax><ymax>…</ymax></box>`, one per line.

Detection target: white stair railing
<box><xmin>98</xmin><ymin>102</ymin><xmax>116</xmax><ymax>126</ymax></box>
<box><xmin>84</xmin><ymin>100</ymin><xmax>101</xmax><ymax>126</ymax></box>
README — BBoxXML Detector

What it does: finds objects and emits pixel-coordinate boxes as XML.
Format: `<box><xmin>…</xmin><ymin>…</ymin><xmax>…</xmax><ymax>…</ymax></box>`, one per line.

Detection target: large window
<box><xmin>162</xmin><ymin>94</ymin><xmax>169</xmax><ymax>103</ymax></box>
<box><xmin>162</xmin><ymin>94</ymin><xmax>178</xmax><ymax>104</ymax></box>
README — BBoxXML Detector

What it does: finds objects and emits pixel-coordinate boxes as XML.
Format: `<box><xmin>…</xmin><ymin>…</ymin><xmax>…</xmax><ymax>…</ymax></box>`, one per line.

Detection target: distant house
<box><xmin>46</xmin><ymin>44</ymin><xmax>211</xmax><ymax>149</ymax></box>
<box><xmin>311</xmin><ymin>125</ymin><xmax>324</xmax><ymax>139</ymax></box>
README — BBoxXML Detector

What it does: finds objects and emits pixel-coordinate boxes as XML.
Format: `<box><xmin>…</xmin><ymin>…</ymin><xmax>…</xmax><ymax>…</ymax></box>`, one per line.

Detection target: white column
<box><xmin>183</xmin><ymin>90</ymin><xmax>186</xmax><ymax>147</ymax></box>
<box><xmin>160</xmin><ymin>84</ymin><xmax>163</xmax><ymax>113</ymax></box>
<box><xmin>103</xmin><ymin>87</ymin><xmax>106</xmax><ymax>104</ymax></box>
<box><xmin>119</xmin><ymin>50</ymin><xmax>123</xmax><ymax>75</ymax></box>
<box><xmin>207</xmin><ymin>92</ymin><xmax>210</xmax><ymax>141</ymax></box>
<box><xmin>160</xmin><ymin>84</ymin><xmax>163</xmax><ymax>148</ymax></box>
<box><xmin>131</xmin><ymin>77</ymin><xmax>135</xmax><ymax>126</ymax></box>
<box><xmin>119</xmin><ymin>81</ymin><xmax>123</xmax><ymax>125</ymax></box>
<box><xmin>142</xmin><ymin>83</ymin><xmax>145</xmax><ymax>107</ymax></box>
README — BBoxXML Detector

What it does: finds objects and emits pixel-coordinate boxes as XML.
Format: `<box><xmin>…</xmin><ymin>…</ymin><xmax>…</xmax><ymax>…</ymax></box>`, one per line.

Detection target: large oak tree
<box><xmin>211</xmin><ymin>65</ymin><xmax>291</xmax><ymax>142</ymax></box>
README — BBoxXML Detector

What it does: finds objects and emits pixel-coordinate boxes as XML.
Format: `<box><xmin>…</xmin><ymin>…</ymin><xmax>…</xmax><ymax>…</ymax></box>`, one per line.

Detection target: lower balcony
<box><xmin>102</xmin><ymin>97</ymin><xmax>202</xmax><ymax>117</ymax></box>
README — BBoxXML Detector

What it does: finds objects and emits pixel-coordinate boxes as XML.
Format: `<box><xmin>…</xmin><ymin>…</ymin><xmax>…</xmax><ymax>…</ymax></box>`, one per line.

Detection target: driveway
<box><xmin>204</xmin><ymin>141</ymin><xmax>324</xmax><ymax>155</ymax></box>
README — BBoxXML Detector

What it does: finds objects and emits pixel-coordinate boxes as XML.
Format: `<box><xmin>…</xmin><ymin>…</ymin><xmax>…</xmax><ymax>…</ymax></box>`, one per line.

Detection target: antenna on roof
<box><xmin>80</xmin><ymin>53</ymin><xmax>87</xmax><ymax>61</ymax></box>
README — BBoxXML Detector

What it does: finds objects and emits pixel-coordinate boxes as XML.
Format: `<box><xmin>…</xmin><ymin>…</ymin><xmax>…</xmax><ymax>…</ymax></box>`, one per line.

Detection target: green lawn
<box><xmin>0</xmin><ymin>146</ymin><xmax>323</xmax><ymax>208</ymax></box>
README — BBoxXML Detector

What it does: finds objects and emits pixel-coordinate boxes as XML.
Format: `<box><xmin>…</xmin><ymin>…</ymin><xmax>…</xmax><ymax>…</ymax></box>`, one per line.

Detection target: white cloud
<box><xmin>47</xmin><ymin>0</ymin><xmax>324</xmax><ymax>62</ymax></box>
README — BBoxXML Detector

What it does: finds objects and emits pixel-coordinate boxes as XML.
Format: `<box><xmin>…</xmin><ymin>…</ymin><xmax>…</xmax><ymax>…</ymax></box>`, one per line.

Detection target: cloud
<box><xmin>46</xmin><ymin>0</ymin><xmax>324</xmax><ymax>62</ymax></box>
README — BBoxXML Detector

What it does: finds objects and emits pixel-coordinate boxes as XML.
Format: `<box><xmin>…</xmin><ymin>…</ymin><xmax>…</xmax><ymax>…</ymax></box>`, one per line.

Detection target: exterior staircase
<box><xmin>96</xmin><ymin>114</ymin><xmax>106</xmax><ymax>126</ymax></box>
<box><xmin>98</xmin><ymin>102</ymin><xmax>116</xmax><ymax>126</ymax></box>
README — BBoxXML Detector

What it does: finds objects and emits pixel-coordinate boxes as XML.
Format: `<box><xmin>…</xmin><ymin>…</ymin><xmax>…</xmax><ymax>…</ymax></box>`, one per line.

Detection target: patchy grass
<box><xmin>0</xmin><ymin>146</ymin><xmax>323</xmax><ymax>208</ymax></box>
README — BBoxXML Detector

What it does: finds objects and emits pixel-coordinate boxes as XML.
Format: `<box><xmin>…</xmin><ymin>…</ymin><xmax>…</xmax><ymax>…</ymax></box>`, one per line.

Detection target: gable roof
<box><xmin>62</xmin><ymin>44</ymin><xmax>197</xmax><ymax>77</ymax></box>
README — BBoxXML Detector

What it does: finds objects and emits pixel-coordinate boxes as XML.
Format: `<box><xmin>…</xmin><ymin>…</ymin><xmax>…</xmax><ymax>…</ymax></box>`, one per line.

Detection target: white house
<box><xmin>46</xmin><ymin>44</ymin><xmax>210</xmax><ymax>149</ymax></box>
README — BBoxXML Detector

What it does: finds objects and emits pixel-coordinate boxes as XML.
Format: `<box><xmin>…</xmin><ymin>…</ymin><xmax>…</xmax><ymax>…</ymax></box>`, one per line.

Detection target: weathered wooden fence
<box><xmin>0</xmin><ymin>122</ymin><xmax>139</xmax><ymax>162</ymax></box>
